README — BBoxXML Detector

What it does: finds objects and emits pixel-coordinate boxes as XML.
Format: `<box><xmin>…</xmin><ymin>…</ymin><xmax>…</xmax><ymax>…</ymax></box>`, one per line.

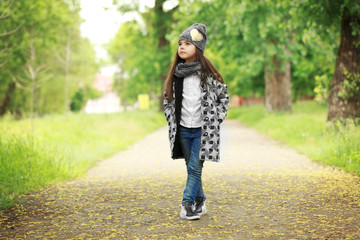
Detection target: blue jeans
<box><xmin>179</xmin><ymin>125</ymin><xmax>206</xmax><ymax>203</ymax></box>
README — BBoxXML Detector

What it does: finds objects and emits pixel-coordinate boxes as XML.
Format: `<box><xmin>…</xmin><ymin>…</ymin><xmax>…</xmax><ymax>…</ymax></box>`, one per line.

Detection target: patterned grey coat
<box><xmin>163</xmin><ymin>73</ymin><xmax>230</xmax><ymax>162</ymax></box>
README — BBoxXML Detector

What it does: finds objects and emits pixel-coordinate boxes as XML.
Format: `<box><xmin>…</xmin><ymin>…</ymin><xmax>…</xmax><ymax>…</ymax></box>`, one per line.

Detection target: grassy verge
<box><xmin>228</xmin><ymin>101</ymin><xmax>360</xmax><ymax>176</ymax></box>
<box><xmin>0</xmin><ymin>110</ymin><xmax>166</xmax><ymax>209</ymax></box>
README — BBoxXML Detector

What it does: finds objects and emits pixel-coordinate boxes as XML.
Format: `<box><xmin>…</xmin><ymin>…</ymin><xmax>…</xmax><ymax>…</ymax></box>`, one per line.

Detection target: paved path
<box><xmin>1</xmin><ymin>120</ymin><xmax>360</xmax><ymax>239</ymax></box>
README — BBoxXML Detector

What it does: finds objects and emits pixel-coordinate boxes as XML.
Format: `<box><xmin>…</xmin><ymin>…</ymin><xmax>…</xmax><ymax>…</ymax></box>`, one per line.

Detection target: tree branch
<box><xmin>11</xmin><ymin>74</ymin><xmax>31</xmax><ymax>90</ymax></box>
<box><xmin>0</xmin><ymin>48</ymin><xmax>8</xmax><ymax>65</ymax></box>
<box><xmin>16</xmin><ymin>75</ymin><xmax>29</xmax><ymax>85</ymax></box>
<box><xmin>34</xmin><ymin>64</ymin><xmax>49</xmax><ymax>75</ymax></box>
<box><xmin>0</xmin><ymin>48</ymin><xmax>7</xmax><ymax>55</ymax></box>
<box><xmin>0</xmin><ymin>0</ymin><xmax>15</xmax><ymax>19</ymax></box>
<box><xmin>0</xmin><ymin>60</ymin><xmax>7</xmax><ymax>67</ymax></box>
<box><xmin>55</xmin><ymin>51</ymin><xmax>66</xmax><ymax>64</ymax></box>
<box><xmin>33</xmin><ymin>75</ymin><xmax>52</xmax><ymax>89</ymax></box>
<box><xmin>0</xmin><ymin>24</ymin><xmax>21</xmax><ymax>37</ymax></box>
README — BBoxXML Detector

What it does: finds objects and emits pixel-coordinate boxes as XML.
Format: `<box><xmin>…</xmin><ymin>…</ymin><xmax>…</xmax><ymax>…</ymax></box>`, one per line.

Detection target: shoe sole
<box><xmin>180</xmin><ymin>215</ymin><xmax>200</xmax><ymax>220</ymax></box>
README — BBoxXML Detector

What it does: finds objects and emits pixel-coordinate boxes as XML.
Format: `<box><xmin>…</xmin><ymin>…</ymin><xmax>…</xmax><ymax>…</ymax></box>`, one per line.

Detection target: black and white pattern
<box><xmin>164</xmin><ymin>75</ymin><xmax>230</xmax><ymax>162</ymax></box>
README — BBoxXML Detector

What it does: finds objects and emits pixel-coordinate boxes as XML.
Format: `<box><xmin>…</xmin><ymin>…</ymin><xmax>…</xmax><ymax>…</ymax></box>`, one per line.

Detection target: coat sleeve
<box><xmin>215</xmin><ymin>81</ymin><xmax>230</xmax><ymax>123</ymax></box>
<box><xmin>163</xmin><ymin>91</ymin><xmax>175</xmax><ymax>123</ymax></box>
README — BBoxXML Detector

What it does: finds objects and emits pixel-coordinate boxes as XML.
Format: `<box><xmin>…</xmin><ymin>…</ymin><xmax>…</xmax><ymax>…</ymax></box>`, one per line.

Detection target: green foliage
<box><xmin>228</xmin><ymin>101</ymin><xmax>360</xmax><ymax>176</ymax></box>
<box><xmin>107</xmin><ymin>21</ymin><xmax>161</xmax><ymax>103</ymax></box>
<box><xmin>168</xmin><ymin>0</ymin><xmax>338</xmax><ymax>99</ymax></box>
<box><xmin>324</xmin><ymin>119</ymin><xmax>360</xmax><ymax>173</ymax></box>
<box><xmin>295</xmin><ymin>0</ymin><xmax>360</xmax><ymax>59</ymax></box>
<box><xmin>70</xmin><ymin>85</ymin><xmax>101</xmax><ymax>112</ymax></box>
<box><xmin>0</xmin><ymin>0</ymin><xmax>355</xmax><ymax>116</ymax></box>
<box><xmin>0</xmin><ymin>135</ymin><xmax>72</xmax><ymax>209</ymax></box>
<box><xmin>107</xmin><ymin>0</ymin><xmax>344</xmax><ymax>103</ymax></box>
<box><xmin>70</xmin><ymin>89</ymin><xmax>84</xmax><ymax>112</ymax></box>
<box><xmin>291</xmin><ymin>25</ymin><xmax>337</xmax><ymax>100</ymax></box>
<box><xmin>314</xmin><ymin>74</ymin><xmax>331</xmax><ymax>102</ymax></box>
<box><xmin>338</xmin><ymin>71</ymin><xmax>360</xmax><ymax>100</ymax></box>
<box><xmin>0</xmin><ymin>0</ymin><xmax>98</xmax><ymax>117</ymax></box>
<box><xmin>108</xmin><ymin>0</ymin><xmax>173</xmax><ymax>105</ymax></box>
<box><xmin>297</xmin><ymin>0</ymin><xmax>360</xmax><ymax>33</ymax></box>
<box><xmin>0</xmin><ymin>110</ymin><xmax>166</xmax><ymax>209</ymax></box>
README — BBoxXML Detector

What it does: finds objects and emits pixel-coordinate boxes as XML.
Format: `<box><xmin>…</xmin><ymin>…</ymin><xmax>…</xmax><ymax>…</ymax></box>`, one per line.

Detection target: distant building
<box><xmin>84</xmin><ymin>73</ymin><xmax>122</xmax><ymax>114</ymax></box>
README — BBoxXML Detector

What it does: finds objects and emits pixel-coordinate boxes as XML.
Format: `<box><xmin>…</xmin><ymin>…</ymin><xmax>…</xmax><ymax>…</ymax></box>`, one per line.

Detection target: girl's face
<box><xmin>178</xmin><ymin>40</ymin><xmax>197</xmax><ymax>63</ymax></box>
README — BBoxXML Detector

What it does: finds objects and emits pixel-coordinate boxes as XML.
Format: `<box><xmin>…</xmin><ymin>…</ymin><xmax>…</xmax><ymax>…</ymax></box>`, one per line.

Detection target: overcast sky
<box><xmin>79</xmin><ymin>0</ymin><xmax>123</xmax><ymax>60</ymax></box>
<box><xmin>79</xmin><ymin>0</ymin><xmax>177</xmax><ymax>76</ymax></box>
<box><xmin>79</xmin><ymin>0</ymin><xmax>158</xmax><ymax>59</ymax></box>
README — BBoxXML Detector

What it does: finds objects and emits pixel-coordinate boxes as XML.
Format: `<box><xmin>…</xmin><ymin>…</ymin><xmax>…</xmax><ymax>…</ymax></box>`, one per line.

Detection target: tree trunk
<box><xmin>0</xmin><ymin>82</ymin><xmax>15</xmax><ymax>116</ymax></box>
<box><xmin>265</xmin><ymin>54</ymin><xmax>292</xmax><ymax>112</ymax></box>
<box><xmin>64</xmin><ymin>28</ymin><xmax>71</xmax><ymax>113</ymax></box>
<box><xmin>28</xmin><ymin>31</ymin><xmax>36</xmax><ymax>133</ymax></box>
<box><xmin>154</xmin><ymin>0</ymin><xmax>176</xmax><ymax>110</ymax></box>
<box><xmin>327</xmin><ymin>15</ymin><xmax>360</xmax><ymax>121</ymax></box>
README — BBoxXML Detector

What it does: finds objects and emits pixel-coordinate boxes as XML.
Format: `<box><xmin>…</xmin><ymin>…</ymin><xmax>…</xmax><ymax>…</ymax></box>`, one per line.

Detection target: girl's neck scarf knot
<box><xmin>174</xmin><ymin>61</ymin><xmax>201</xmax><ymax>78</ymax></box>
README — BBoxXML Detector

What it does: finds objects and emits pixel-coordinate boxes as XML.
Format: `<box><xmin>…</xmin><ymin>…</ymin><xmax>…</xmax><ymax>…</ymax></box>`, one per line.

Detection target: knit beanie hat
<box><xmin>178</xmin><ymin>23</ymin><xmax>207</xmax><ymax>53</ymax></box>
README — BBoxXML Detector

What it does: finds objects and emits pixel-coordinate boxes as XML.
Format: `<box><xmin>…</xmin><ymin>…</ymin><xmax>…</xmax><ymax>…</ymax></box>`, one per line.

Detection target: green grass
<box><xmin>0</xmin><ymin>110</ymin><xmax>166</xmax><ymax>209</ymax></box>
<box><xmin>228</xmin><ymin>101</ymin><xmax>360</xmax><ymax>176</ymax></box>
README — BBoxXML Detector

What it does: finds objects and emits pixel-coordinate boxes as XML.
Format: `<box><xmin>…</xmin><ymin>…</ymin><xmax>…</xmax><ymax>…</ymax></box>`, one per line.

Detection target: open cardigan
<box><xmin>163</xmin><ymin>73</ymin><xmax>229</xmax><ymax>162</ymax></box>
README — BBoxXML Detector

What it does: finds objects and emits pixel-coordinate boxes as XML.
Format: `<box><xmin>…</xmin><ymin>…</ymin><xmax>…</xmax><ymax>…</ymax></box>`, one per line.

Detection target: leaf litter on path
<box><xmin>1</xmin><ymin>120</ymin><xmax>360</xmax><ymax>239</ymax></box>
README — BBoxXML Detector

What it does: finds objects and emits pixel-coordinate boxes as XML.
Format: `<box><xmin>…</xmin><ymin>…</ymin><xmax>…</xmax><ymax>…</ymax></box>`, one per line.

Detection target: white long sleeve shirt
<box><xmin>180</xmin><ymin>73</ymin><xmax>202</xmax><ymax>128</ymax></box>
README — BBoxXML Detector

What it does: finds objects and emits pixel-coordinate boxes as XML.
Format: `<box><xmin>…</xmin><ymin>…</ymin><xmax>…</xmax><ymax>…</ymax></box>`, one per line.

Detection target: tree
<box><xmin>112</xmin><ymin>0</ymin><xmax>177</xmax><ymax>108</ymax></box>
<box><xmin>55</xmin><ymin>0</ymin><xmax>83</xmax><ymax>113</ymax></box>
<box><xmin>170</xmin><ymin>1</ymin><xmax>264</xmax><ymax>98</ymax></box>
<box><xmin>10</xmin><ymin>0</ymin><xmax>68</xmax><ymax>121</ymax></box>
<box><xmin>109</xmin><ymin>0</ymin><xmax>343</xmax><ymax>114</ymax></box>
<box><xmin>0</xmin><ymin>0</ymin><xmax>20</xmax><ymax>116</ymax></box>
<box><xmin>107</xmin><ymin>21</ymin><xmax>159</xmax><ymax>103</ymax></box>
<box><xmin>176</xmin><ymin>0</ymin><xmax>295</xmax><ymax>112</ymax></box>
<box><xmin>153</xmin><ymin>0</ymin><xmax>177</xmax><ymax>109</ymax></box>
<box><xmin>12</xmin><ymin>27</ymin><xmax>51</xmax><ymax>130</ymax></box>
<box><xmin>298</xmin><ymin>0</ymin><xmax>360</xmax><ymax>121</ymax></box>
<box><xmin>327</xmin><ymin>3</ymin><xmax>360</xmax><ymax>120</ymax></box>
<box><xmin>56</xmin><ymin>28</ymin><xmax>72</xmax><ymax>113</ymax></box>
<box><xmin>0</xmin><ymin>0</ymin><xmax>98</xmax><ymax>118</ymax></box>
<box><xmin>292</xmin><ymin>27</ymin><xmax>338</xmax><ymax>102</ymax></box>
<box><xmin>174</xmin><ymin>0</ymin><xmax>340</xmax><ymax>110</ymax></box>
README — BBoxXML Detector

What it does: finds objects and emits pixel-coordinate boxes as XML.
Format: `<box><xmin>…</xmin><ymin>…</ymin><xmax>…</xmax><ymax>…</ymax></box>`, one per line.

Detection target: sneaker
<box><xmin>180</xmin><ymin>202</ymin><xmax>200</xmax><ymax>220</ymax></box>
<box><xmin>194</xmin><ymin>197</ymin><xmax>207</xmax><ymax>216</ymax></box>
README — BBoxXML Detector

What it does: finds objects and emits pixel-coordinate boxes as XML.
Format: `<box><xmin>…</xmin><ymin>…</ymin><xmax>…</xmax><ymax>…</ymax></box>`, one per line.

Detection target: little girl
<box><xmin>163</xmin><ymin>23</ymin><xmax>230</xmax><ymax>220</ymax></box>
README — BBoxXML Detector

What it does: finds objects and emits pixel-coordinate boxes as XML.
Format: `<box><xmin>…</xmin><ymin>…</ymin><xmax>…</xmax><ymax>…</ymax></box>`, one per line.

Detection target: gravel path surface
<box><xmin>1</xmin><ymin>119</ymin><xmax>360</xmax><ymax>239</ymax></box>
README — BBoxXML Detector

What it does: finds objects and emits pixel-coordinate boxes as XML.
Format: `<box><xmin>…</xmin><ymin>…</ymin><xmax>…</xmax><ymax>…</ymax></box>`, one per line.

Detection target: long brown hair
<box><xmin>163</xmin><ymin>48</ymin><xmax>224</xmax><ymax>101</ymax></box>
